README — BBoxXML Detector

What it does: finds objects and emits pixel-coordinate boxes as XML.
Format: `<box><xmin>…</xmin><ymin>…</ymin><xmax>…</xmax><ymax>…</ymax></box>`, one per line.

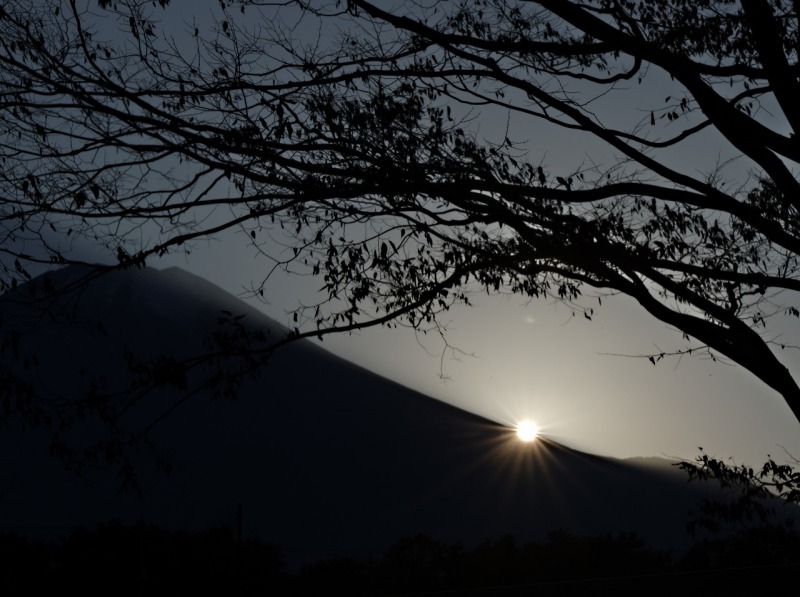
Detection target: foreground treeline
<box><xmin>0</xmin><ymin>523</ymin><xmax>282</xmax><ymax>595</ymax></box>
<box><xmin>3</xmin><ymin>522</ymin><xmax>800</xmax><ymax>596</ymax></box>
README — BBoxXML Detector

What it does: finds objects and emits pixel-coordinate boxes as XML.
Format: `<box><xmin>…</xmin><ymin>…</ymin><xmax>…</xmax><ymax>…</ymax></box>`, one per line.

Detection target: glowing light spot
<box><xmin>523</xmin><ymin>314</ymin><xmax>536</xmax><ymax>324</ymax></box>
<box><xmin>516</xmin><ymin>420</ymin><xmax>539</xmax><ymax>442</ymax></box>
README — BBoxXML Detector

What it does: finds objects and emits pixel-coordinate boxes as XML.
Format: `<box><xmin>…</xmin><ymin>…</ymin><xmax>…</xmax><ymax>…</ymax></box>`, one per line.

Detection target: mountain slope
<box><xmin>0</xmin><ymin>266</ymin><xmax>738</xmax><ymax>565</ymax></box>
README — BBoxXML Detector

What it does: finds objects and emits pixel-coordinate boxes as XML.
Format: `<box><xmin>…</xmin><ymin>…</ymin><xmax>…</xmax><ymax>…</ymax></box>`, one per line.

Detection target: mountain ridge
<box><xmin>0</xmin><ymin>264</ymin><xmax>759</xmax><ymax>566</ymax></box>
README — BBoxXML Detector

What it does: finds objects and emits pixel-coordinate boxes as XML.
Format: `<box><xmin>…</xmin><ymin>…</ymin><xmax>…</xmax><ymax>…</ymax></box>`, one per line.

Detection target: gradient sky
<box><xmin>161</xmin><ymin>237</ymin><xmax>800</xmax><ymax>466</ymax></box>
<box><xmin>43</xmin><ymin>0</ymin><xmax>800</xmax><ymax>466</ymax></box>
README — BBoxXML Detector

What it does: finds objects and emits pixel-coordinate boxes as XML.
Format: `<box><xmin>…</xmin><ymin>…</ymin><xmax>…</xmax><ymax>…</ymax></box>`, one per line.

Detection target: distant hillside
<box><xmin>0</xmin><ymin>265</ymin><xmax>780</xmax><ymax>567</ymax></box>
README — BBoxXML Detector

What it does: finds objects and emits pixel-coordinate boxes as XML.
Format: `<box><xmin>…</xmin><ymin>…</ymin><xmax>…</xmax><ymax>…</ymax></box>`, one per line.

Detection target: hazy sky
<box><xmin>163</xmin><ymin>236</ymin><xmax>800</xmax><ymax>466</ymax></box>
<box><xmin>41</xmin><ymin>0</ymin><xmax>800</xmax><ymax>465</ymax></box>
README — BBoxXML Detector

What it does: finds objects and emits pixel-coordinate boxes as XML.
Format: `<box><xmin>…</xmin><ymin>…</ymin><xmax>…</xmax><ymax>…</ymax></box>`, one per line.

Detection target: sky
<box><xmin>23</xmin><ymin>0</ymin><xmax>800</xmax><ymax>466</ymax></box>
<box><xmin>163</xmin><ymin>235</ymin><xmax>800</xmax><ymax>466</ymax></box>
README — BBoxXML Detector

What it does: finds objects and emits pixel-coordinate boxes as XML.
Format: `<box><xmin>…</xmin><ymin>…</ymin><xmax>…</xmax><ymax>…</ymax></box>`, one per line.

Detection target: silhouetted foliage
<box><xmin>0</xmin><ymin>531</ymin><xmax>50</xmax><ymax>594</ymax></box>
<box><xmin>526</xmin><ymin>529</ymin><xmax>674</xmax><ymax>583</ymax></box>
<box><xmin>682</xmin><ymin>523</ymin><xmax>800</xmax><ymax>571</ymax></box>
<box><xmin>378</xmin><ymin>533</ymin><xmax>463</xmax><ymax>593</ymax></box>
<box><xmin>41</xmin><ymin>522</ymin><xmax>285</xmax><ymax>596</ymax></box>
<box><xmin>676</xmin><ymin>450</ymin><xmax>800</xmax><ymax>593</ymax></box>
<box><xmin>679</xmin><ymin>450</ymin><xmax>800</xmax><ymax>537</ymax></box>
<box><xmin>309</xmin><ymin>528</ymin><xmax>798</xmax><ymax>595</ymax></box>
<box><xmin>7</xmin><ymin>521</ymin><xmax>800</xmax><ymax>595</ymax></box>
<box><xmin>297</xmin><ymin>556</ymin><xmax>374</xmax><ymax>596</ymax></box>
<box><xmin>2</xmin><ymin>1</ymin><xmax>800</xmax><ymax>452</ymax></box>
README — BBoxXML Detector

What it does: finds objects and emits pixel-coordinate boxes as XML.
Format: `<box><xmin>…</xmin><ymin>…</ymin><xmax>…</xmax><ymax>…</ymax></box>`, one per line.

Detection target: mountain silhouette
<box><xmin>0</xmin><ymin>265</ymin><xmax>743</xmax><ymax>566</ymax></box>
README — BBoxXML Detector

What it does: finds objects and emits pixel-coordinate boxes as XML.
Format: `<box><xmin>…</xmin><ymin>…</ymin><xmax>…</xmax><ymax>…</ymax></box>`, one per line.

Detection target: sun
<box><xmin>515</xmin><ymin>420</ymin><xmax>539</xmax><ymax>442</ymax></box>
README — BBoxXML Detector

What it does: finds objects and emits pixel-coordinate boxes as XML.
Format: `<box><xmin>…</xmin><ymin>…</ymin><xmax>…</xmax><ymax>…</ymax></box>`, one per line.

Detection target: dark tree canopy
<box><xmin>2</xmin><ymin>0</ymin><xmax>800</xmax><ymax>427</ymax></box>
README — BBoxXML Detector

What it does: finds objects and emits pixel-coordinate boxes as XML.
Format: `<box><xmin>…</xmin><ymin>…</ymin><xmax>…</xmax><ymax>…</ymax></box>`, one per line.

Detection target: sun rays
<box><xmin>515</xmin><ymin>420</ymin><xmax>539</xmax><ymax>442</ymax></box>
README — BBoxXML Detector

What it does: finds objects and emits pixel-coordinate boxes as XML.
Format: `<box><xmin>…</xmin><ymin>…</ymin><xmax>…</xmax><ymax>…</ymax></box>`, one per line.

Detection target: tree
<box><xmin>2</xmin><ymin>0</ymin><xmax>800</xmax><ymax>426</ymax></box>
<box><xmin>678</xmin><ymin>450</ymin><xmax>800</xmax><ymax>579</ymax></box>
<box><xmin>679</xmin><ymin>450</ymin><xmax>800</xmax><ymax>537</ymax></box>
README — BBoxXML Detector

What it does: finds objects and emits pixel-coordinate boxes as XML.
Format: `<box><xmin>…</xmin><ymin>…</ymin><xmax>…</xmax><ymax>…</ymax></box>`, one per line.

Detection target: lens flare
<box><xmin>516</xmin><ymin>420</ymin><xmax>539</xmax><ymax>442</ymax></box>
